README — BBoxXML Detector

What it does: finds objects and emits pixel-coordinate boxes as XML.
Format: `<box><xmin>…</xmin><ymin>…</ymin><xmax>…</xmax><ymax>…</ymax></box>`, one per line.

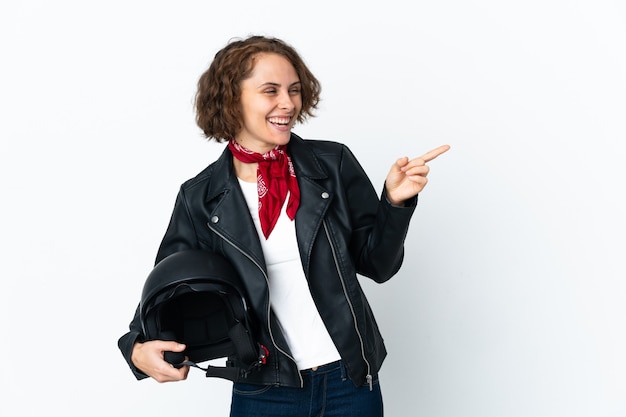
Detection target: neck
<box><xmin>233</xmin><ymin>158</ymin><xmax>258</xmax><ymax>182</ymax></box>
<box><xmin>233</xmin><ymin>137</ymin><xmax>278</xmax><ymax>155</ymax></box>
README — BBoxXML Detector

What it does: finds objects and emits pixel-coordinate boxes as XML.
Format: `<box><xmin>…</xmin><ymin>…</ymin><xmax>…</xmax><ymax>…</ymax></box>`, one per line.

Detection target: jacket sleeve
<box><xmin>154</xmin><ymin>186</ymin><xmax>203</xmax><ymax>263</ymax></box>
<box><xmin>340</xmin><ymin>145</ymin><xmax>417</xmax><ymax>283</ymax></box>
<box><xmin>117</xmin><ymin>186</ymin><xmax>201</xmax><ymax>379</ymax></box>
<box><xmin>117</xmin><ymin>305</ymin><xmax>149</xmax><ymax>380</ymax></box>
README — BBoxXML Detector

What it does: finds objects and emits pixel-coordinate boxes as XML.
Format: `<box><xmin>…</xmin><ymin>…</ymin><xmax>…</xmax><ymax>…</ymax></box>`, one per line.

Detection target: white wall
<box><xmin>1</xmin><ymin>1</ymin><xmax>625</xmax><ymax>416</ymax></box>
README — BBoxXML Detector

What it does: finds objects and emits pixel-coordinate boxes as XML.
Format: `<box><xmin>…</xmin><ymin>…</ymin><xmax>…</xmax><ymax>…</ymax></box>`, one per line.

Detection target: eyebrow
<box><xmin>257</xmin><ymin>81</ymin><xmax>302</xmax><ymax>88</ymax></box>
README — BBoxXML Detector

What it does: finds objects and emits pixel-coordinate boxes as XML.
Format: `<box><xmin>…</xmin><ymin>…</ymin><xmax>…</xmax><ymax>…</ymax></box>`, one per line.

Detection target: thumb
<box><xmin>395</xmin><ymin>156</ymin><xmax>409</xmax><ymax>169</ymax></box>
<box><xmin>159</xmin><ymin>340</ymin><xmax>186</xmax><ymax>352</ymax></box>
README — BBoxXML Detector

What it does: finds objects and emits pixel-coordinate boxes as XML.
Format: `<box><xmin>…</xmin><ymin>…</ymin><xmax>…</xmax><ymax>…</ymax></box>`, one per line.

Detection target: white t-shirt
<box><xmin>238</xmin><ymin>178</ymin><xmax>341</xmax><ymax>370</ymax></box>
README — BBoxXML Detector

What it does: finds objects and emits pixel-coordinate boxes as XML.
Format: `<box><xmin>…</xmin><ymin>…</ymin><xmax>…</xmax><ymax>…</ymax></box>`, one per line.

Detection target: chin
<box><xmin>275</xmin><ymin>132</ymin><xmax>292</xmax><ymax>145</ymax></box>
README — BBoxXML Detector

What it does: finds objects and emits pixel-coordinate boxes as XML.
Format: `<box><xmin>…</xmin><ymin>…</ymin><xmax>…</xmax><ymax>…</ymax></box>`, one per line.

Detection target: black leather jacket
<box><xmin>118</xmin><ymin>134</ymin><xmax>417</xmax><ymax>388</ymax></box>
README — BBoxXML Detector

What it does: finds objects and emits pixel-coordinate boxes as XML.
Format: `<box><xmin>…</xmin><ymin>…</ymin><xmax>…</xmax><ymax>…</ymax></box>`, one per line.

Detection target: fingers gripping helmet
<box><xmin>139</xmin><ymin>250</ymin><xmax>268</xmax><ymax>382</ymax></box>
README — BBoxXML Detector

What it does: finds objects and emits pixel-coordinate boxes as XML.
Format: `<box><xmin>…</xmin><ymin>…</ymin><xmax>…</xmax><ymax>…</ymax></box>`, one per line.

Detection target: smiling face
<box><xmin>235</xmin><ymin>53</ymin><xmax>302</xmax><ymax>154</ymax></box>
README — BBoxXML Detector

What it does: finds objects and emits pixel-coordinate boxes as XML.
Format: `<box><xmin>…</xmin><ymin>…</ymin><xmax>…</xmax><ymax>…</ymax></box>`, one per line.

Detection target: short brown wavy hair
<box><xmin>195</xmin><ymin>35</ymin><xmax>322</xmax><ymax>141</ymax></box>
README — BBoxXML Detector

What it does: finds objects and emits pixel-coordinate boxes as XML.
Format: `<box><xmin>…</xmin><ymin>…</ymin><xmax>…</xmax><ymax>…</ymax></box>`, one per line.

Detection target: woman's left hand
<box><xmin>385</xmin><ymin>144</ymin><xmax>451</xmax><ymax>206</ymax></box>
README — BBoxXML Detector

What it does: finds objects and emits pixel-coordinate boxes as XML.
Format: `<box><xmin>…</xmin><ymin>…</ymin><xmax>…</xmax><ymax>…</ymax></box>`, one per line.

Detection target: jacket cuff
<box><xmin>382</xmin><ymin>187</ymin><xmax>418</xmax><ymax>208</ymax></box>
<box><xmin>118</xmin><ymin>331</ymin><xmax>150</xmax><ymax>380</ymax></box>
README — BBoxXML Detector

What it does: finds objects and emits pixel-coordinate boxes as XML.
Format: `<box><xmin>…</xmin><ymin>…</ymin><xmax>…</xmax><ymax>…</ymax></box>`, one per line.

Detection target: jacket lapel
<box><xmin>204</xmin><ymin>146</ymin><xmax>267</xmax><ymax>269</ymax></box>
<box><xmin>287</xmin><ymin>135</ymin><xmax>331</xmax><ymax>276</ymax></box>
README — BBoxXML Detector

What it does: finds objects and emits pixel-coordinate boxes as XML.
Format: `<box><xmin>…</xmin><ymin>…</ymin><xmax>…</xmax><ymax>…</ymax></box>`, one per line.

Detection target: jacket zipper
<box><xmin>322</xmin><ymin>220</ymin><xmax>373</xmax><ymax>391</ymax></box>
<box><xmin>207</xmin><ymin>223</ymin><xmax>304</xmax><ymax>388</ymax></box>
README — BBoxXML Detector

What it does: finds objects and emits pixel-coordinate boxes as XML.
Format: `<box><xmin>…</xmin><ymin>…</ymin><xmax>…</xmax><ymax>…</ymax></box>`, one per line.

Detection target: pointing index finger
<box><xmin>420</xmin><ymin>144</ymin><xmax>451</xmax><ymax>162</ymax></box>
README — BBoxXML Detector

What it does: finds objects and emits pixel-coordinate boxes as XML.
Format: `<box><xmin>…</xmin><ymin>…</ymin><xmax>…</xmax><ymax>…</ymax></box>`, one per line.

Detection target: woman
<box><xmin>118</xmin><ymin>35</ymin><xmax>449</xmax><ymax>416</ymax></box>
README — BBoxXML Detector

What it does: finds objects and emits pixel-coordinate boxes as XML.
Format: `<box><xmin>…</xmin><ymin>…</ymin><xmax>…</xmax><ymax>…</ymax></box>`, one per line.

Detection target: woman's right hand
<box><xmin>131</xmin><ymin>340</ymin><xmax>190</xmax><ymax>383</ymax></box>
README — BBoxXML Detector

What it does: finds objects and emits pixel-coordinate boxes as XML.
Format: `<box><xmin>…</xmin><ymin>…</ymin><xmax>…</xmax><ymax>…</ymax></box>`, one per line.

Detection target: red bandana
<box><xmin>228</xmin><ymin>139</ymin><xmax>300</xmax><ymax>239</ymax></box>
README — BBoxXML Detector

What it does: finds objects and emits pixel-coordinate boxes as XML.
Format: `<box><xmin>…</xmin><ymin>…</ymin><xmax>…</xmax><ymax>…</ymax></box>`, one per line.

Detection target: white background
<box><xmin>1</xmin><ymin>1</ymin><xmax>625</xmax><ymax>416</ymax></box>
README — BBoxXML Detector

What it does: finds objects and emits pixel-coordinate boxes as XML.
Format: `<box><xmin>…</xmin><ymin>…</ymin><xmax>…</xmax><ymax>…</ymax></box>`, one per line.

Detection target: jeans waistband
<box><xmin>300</xmin><ymin>360</ymin><xmax>343</xmax><ymax>377</ymax></box>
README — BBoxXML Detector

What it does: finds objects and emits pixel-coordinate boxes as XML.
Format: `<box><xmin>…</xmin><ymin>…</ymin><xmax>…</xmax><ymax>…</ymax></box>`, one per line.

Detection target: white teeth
<box><xmin>269</xmin><ymin>117</ymin><xmax>290</xmax><ymax>125</ymax></box>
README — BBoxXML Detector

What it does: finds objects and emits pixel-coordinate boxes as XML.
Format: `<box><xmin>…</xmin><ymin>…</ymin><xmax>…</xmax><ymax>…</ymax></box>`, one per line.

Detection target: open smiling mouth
<box><xmin>268</xmin><ymin>116</ymin><xmax>291</xmax><ymax>126</ymax></box>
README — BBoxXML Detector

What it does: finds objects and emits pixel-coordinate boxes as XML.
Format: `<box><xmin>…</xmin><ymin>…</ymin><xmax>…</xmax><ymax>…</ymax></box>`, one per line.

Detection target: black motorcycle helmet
<box><xmin>139</xmin><ymin>249</ymin><xmax>268</xmax><ymax>381</ymax></box>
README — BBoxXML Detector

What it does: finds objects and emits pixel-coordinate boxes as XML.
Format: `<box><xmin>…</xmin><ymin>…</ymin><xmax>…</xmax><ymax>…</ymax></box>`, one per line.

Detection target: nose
<box><xmin>277</xmin><ymin>89</ymin><xmax>296</xmax><ymax>111</ymax></box>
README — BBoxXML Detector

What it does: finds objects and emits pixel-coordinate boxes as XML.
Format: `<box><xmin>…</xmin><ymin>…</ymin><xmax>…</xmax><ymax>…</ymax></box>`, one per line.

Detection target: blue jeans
<box><xmin>230</xmin><ymin>361</ymin><xmax>383</xmax><ymax>417</ymax></box>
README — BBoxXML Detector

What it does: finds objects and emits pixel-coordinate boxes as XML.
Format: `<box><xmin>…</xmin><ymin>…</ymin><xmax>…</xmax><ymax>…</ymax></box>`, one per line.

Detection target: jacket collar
<box><xmin>286</xmin><ymin>133</ymin><xmax>328</xmax><ymax>180</ymax></box>
<box><xmin>204</xmin><ymin>133</ymin><xmax>328</xmax><ymax>203</ymax></box>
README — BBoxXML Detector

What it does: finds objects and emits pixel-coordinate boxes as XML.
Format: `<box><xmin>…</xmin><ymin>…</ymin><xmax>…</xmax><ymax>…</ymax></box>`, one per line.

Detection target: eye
<box><xmin>289</xmin><ymin>87</ymin><xmax>301</xmax><ymax>95</ymax></box>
